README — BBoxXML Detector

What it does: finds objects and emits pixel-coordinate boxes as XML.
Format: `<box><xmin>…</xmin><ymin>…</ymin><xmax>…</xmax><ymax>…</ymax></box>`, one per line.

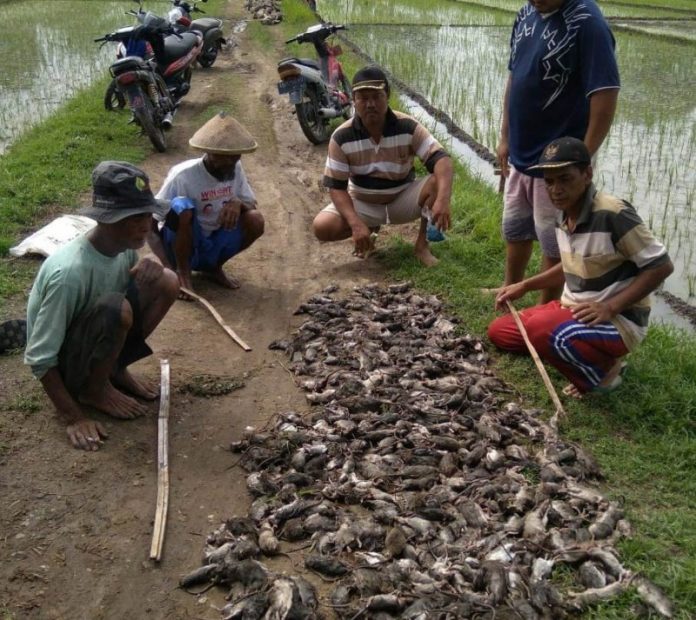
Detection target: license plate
<box><xmin>277</xmin><ymin>76</ymin><xmax>304</xmax><ymax>95</ymax></box>
<box><xmin>129</xmin><ymin>94</ymin><xmax>144</xmax><ymax>109</ymax></box>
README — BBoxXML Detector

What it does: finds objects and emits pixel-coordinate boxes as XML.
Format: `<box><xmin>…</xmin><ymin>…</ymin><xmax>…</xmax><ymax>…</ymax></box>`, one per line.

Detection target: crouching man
<box><xmin>149</xmin><ymin>112</ymin><xmax>264</xmax><ymax>299</ymax></box>
<box><xmin>24</xmin><ymin>162</ymin><xmax>179</xmax><ymax>450</ymax></box>
<box><xmin>312</xmin><ymin>66</ymin><xmax>453</xmax><ymax>266</ymax></box>
<box><xmin>489</xmin><ymin>138</ymin><xmax>673</xmax><ymax>397</ymax></box>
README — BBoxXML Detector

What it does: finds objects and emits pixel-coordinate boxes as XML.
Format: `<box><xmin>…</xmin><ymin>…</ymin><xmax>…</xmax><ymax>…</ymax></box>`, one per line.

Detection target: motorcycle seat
<box><xmin>190</xmin><ymin>17</ymin><xmax>222</xmax><ymax>34</ymax></box>
<box><xmin>162</xmin><ymin>31</ymin><xmax>199</xmax><ymax>65</ymax></box>
<box><xmin>279</xmin><ymin>56</ymin><xmax>320</xmax><ymax>71</ymax></box>
<box><xmin>110</xmin><ymin>55</ymin><xmax>151</xmax><ymax>76</ymax></box>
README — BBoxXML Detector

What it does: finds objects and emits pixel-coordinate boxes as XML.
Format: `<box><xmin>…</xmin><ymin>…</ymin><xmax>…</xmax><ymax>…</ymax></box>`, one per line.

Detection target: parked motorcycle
<box><xmin>96</xmin><ymin>12</ymin><xmax>202</xmax><ymax>151</ymax></box>
<box><xmin>277</xmin><ymin>23</ymin><xmax>352</xmax><ymax>145</ymax></box>
<box><xmin>167</xmin><ymin>0</ymin><xmax>226</xmax><ymax>68</ymax></box>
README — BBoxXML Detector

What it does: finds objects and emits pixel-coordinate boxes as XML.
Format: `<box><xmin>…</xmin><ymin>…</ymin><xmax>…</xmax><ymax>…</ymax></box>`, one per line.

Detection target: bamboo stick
<box><xmin>505</xmin><ymin>300</ymin><xmax>567</xmax><ymax>429</ymax></box>
<box><xmin>150</xmin><ymin>359</ymin><xmax>170</xmax><ymax>562</ymax></box>
<box><xmin>180</xmin><ymin>287</ymin><xmax>252</xmax><ymax>352</ymax></box>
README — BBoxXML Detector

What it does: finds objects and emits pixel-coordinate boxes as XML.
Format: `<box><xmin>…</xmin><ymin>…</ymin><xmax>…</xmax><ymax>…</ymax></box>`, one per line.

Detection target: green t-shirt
<box><xmin>24</xmin><ymin>235</ymin><xmax>137</xmax><ymax>379</ymax></box>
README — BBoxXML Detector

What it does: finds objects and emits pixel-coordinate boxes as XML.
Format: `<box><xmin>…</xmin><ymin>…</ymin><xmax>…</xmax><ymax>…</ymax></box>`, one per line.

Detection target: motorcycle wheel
<box><xmin>104</xmin><ymin>80</ymin><xmax>126</xmax><ymax>111</ymax></box>
<box><xmin>295</xmin><ymin>88</ymin><xmax>330</xmax><ymax>145</ymax></box>
<box><xmin>198</xmin><ymin>45</ymin><xmax>218</xmax><ymax>68</ymax></box>
<box><xmin>133</xmin><ymin>95</ymin><xmax>166</xmax><ymax>153</ymax></box>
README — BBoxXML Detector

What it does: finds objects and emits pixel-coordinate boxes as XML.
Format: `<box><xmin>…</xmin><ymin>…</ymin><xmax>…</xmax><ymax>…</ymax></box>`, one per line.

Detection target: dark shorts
<box><xmin>58</xmin><ymin>283</ymin><xmax>152</xmax><ymax>396</ymax></box>
<box><xmin>162</xmin><ymin>209</ymin><xmax>245</xmax><ymax>273</ymax></box>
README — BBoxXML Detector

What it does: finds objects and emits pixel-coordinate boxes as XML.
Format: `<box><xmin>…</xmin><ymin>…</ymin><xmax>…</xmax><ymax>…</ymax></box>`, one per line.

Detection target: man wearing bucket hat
<box><xmin>24</xmin><ymin>162</ymin><xmax>179</xmax><ymax>450</ymax></box>
<box><xmin>488</xmin><ymin>137</ymin><xmax>673</xmax><ymax>398</ymax></box>
<box><xmin>149</xmin><ymin>112</ymin><xmax>264</xmax><ymax>299</ymax></box>
<box><xmin>313</xmin><ymin>66</ymin><xmax>453</xmax><ymax>266</ymax></box>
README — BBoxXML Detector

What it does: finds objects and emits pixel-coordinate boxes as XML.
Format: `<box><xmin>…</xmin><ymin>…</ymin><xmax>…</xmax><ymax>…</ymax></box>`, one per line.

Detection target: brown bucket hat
<box><xmin>189</xmin><ymin>111</ymin><xmax>258</xmax><ymax>155</ymax></box>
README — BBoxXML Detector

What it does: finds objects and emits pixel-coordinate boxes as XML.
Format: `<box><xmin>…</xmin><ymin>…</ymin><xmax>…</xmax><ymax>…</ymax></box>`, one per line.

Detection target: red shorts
<box><xmin>488</xmin><ymin>301</ymin><xmax>628</xmax><ymax>393</ymax></box>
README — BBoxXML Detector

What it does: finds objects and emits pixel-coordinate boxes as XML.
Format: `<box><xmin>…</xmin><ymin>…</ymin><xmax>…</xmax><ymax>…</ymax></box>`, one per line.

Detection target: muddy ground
<box><xmin>0</xmin><ymin>4</ymin><xmax>387</xmax><ymax>618</ymax></box>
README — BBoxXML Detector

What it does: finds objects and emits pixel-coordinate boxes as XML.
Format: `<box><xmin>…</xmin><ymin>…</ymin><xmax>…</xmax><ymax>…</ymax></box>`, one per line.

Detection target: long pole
<box><xmin>150</xmin><ymin>359</ymin><xmax>170</xmax><ymax>562</ymax></box>
<box><xmin>505</xmin><ymin>300</ymin><xmax>566</xmax><ymax>430</ymax></box>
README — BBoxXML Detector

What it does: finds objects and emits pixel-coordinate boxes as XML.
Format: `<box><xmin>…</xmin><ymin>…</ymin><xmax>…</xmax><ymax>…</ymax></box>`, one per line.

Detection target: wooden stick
<box><xmin>180</xmin><ymin>287</ymin><xmax>252</xmax><ymax>352</ymax></box>
<box><xmin>150</xmin><ymin>359</ymin><xmax>170</xmax><ymax>562</ymax></box>
<box><xmin>505</xmin><ymin>300</ymin><xmax>567</xmax><ymax>429</ymax></box>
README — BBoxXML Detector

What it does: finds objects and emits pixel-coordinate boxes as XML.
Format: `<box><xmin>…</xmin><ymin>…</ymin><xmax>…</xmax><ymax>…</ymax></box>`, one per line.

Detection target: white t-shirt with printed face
<box><xmin>156</xmin><ymin>157</ymin><xmax>256</xmax><ymax>236</ymax></box>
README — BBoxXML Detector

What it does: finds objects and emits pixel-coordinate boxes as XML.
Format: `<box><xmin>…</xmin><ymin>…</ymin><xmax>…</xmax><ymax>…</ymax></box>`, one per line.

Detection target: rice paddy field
<box><xmin>0</xmin><ymin>0</ymin><xmax>170</xmax><ymax>155</ymax></box>
<box><xmin>317</xmin><ymin>0</ymin><xmax>696</xmax><ymax>304</ymax></box>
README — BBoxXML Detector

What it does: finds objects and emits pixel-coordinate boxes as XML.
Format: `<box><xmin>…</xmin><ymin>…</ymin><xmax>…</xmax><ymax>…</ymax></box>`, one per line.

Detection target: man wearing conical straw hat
<box><xmin>149</xmin><ymin>112</ymin><xmax>264</xmax><ymax>298</ymax></box>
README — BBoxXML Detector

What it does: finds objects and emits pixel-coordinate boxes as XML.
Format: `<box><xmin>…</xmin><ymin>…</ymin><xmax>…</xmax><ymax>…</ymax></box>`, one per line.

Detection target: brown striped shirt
<box><xmin>323</xmin><ymin>109</ymin><xmax>448</xmax><ymax>205</ymax></box>
<box><xmin>557</xmin><ymin>186</ymin><xmax>670</xmax><ymax>350</ymax></box>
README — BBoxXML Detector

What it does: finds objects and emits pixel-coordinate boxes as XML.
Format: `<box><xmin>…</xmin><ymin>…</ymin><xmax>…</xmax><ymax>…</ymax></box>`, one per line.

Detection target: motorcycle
<box><xmin>167</xmin><ymin>0</ymin><xmax>226</xmax><ymax>68</ymax></box>
<box><xmin>103</xmin><ymin>0</ymin><xmax>206</xmax><ymax>112</ymax></box>
<box><xmin>277</xmin><ymin>23</ymin><xmax>352</xmax><ymax>145</ymax></box>
<box><xmin>96</xmin><ymin>12</ymin><xmax>202</xmax><ymax>151</ymax></box>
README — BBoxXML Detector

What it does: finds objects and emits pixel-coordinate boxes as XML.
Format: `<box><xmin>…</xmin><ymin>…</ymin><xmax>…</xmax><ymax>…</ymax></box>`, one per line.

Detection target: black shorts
<box><xmin>58</xmin><ymin>283</ymin><xmax>152</xmax><ymax>396</ymax></box>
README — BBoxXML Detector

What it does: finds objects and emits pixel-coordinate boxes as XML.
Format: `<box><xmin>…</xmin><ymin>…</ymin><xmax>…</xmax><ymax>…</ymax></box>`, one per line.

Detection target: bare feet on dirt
<box><xmin>79</xmin><ymin>382</ymin><xmax>150</xmax><ymax>419</ymax></box>
<box><xmin>415</xmin><ymin>243</ymin><xmax>439</xmax><ymax>267</ymax></box>
<box><xmin>209</xmin><ymin>266</ymin><xmax>241</xmax><ymax>289</ymax></box>
<box><xmin>113</xmin><ymin>368</ymin><xmax>159</xmax><ymax>400</ymax></box>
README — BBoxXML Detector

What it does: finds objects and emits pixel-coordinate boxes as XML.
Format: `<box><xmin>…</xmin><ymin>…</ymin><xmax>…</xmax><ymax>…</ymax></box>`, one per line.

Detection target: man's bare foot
<box><xmin>563</xmin><ymin>360</ymin><xmax>625</xmax><ymax>400</ymax></box>
<box><xmin>79</xmin><ymin>382</ymin><xmax>149</xmax><ymax>419</ymax></box>
<box><xmin>563</xmin><ymin>383</ymin><xmax>584</xmax><ymax>399</ymax></box>
<box><xmin>415</xmin><ymin>243</ymin><xmax>439</xmax><ymax>267</ymax></box>
<box><xmin>209</xmin><ymin>266</ymin><xmax>240</xmax><ymax>289</ymax></box>
<box><xmin>113</xmin><ymin>368</ymin><xmax>158</xmax><ymax>400</ymax></box>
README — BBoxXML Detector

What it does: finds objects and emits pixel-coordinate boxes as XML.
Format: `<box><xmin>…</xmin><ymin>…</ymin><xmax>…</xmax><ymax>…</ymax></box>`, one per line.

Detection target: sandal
<box><xmin>592</xmin><ymin>374</ymin><xmax>623</xmax><ymax>394</ymax></box>
<box><xmin>0</xmin><ymin>319</ymin><xmax>27</xmax><ymax>354</ymax></box>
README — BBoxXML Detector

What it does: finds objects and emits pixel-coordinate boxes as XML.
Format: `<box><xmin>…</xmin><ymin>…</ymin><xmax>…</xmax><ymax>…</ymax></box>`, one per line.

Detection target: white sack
<box><xmin>9</xmin><ymin>215</ymin><xmax>96</xmax><ymax>258</ymax></box>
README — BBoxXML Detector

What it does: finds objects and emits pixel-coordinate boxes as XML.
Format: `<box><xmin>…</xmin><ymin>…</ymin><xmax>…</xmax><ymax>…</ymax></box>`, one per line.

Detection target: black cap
<box><xmin>80</xmin><ymin>161</ymin><xmax>169</xmax><ymax>224</ymax></box>
<box><xmin>527</xmin><ymin>137</ymin><xmax>591</xmax><ymax>172</ymax></box>
<box><xmin>352</xmin><ymin>65</ymin><xmax>390</xmax><ymax>96</ymax></box>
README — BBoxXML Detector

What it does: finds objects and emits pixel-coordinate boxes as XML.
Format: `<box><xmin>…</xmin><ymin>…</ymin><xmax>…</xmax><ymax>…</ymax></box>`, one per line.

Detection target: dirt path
<box><xmin>0</xmin><ymin>4</ymin><xmax>383</xmax><ymax>618</ymax></box>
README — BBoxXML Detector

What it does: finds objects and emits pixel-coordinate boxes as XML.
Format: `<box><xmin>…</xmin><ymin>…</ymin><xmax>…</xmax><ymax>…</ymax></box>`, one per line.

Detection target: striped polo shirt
<box><xmin>557</xmin><ymin>185</ymin><xmax>670</xmax><ymax>350</ymax></box>
<box><xmin>323</xmin><ymin>108</ymin><xmax>448</xmax><ymax>205</ymax></box>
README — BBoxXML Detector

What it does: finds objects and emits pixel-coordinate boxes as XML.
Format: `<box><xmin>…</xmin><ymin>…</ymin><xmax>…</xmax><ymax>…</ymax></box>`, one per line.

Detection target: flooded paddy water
<box><xmin>318</xmin><ymin>0</ymin><xmax>696</xmax><ymax>308</ymax></box>
<box><xmin>0</xmin><ymin>0</ymin><xmax>169</xmax><ymax>154</ymax></box>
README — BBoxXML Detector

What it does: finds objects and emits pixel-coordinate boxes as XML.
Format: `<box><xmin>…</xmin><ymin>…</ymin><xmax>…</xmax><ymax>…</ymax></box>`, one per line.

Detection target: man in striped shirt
<box><xmin>312</xmin><ymin>66</ymin><xmax>453</xmax><ymax>266</ymax></box>
<box><xmin>489</xmin><ymin>137</ymin><xmax>673</xmax><ymax>397</ymax></box>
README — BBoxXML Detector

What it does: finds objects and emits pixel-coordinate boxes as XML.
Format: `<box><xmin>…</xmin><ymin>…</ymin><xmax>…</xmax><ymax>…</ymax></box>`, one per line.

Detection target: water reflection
<box><xmin>0</xmin><ymin>0</ymin><xmax>169</xmax><ymax>154</ymax></box>
<box><xmin>318</xmin><ymin>2</ymin><xmax>695</xmax><ymax>302</ymax></box>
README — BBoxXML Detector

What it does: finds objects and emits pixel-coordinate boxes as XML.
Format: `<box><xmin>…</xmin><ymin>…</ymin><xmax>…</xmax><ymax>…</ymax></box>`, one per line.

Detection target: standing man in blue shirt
<box><xmin>497</xmin><ymin>0</ymin><xmax>620</xmax><ymax>302</ymax></box>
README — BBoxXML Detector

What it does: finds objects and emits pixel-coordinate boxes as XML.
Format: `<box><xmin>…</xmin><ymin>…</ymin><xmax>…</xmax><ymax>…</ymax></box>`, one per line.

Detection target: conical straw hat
<box><xmin>189</xmin><ymin>111</ymin><xmax>258</xmax><ymax>155</ymax></box>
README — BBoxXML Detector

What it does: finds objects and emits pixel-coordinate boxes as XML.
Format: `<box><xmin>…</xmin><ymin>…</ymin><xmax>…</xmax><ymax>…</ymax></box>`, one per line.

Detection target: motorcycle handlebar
<box><xmin>286</xmin><ymin>23</ymin><xmax>347</xmax><ymax>44</ymax></box>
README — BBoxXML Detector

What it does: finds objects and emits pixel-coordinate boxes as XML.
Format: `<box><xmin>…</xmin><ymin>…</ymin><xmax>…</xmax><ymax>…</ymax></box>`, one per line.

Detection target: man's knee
<box><xmin>140</xmin><ymin>268</ymin><xmax>179</xmax><ymax>306</ymax></box>
<box><xmin>93</xmin><ymin>293</ymin><xmax>133</xmax><ymax>331</ymax></box>
<box><xmin>312</xmin><ymin>212</ymin><xmax>347</xmax><ymax>241</ymax></box>
<box><xmin>242</xmin><ymin>210</ymin><xmax>265</xmax><ymax>240</ymax></box>
<box><xmin>159</xmin><ymin>268</ymin><xmax>180</xmax><ymax>300</ymax></box>
<box><xmin>418</xmin><ymin>175</ymin><xmax>438</xmax><ymax>208</ymax></box>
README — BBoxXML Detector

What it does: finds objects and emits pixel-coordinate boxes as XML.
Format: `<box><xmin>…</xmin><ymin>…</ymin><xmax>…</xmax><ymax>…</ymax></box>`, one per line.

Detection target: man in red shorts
<box><xmin>489</xmin><ymin>137</ymin><xmax>673</xmax><ymax>397</ymax></box>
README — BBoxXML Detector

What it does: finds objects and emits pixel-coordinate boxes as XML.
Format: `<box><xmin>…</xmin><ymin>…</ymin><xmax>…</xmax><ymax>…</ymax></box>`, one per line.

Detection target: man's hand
<box><xmin>130</xmin><ymin>256</ymin><xmax>164</xmax><ymax>287</ymax></box>
<box><xmin>351</xmin><ymin>220</ymin><xmax>374</xmax><ymax>258</ymax></box>
<box><xmin>494</xmin><ymin>282</ymin><xmax>527</xmax><ymax>312</ymax></box>
<box><xmin>430</xmin><ymin>197</ymin><xmax>451</xmax><ymax>231</ymax></box>
<box><xmin>219</xmin><ymin>200</ymin><xmax>242</xmax><ymax>230</ymax></box>
<box><xmin>177</xmin><ymin>270</ymin><xmax>195</xmax><ymax>301</ymax></box>
<box><xmin>67</xmin><ymin>419</ymin><xmax>108</xmax><ymax>451</ymax></box>
<box><xmin>572</xmin><ymin>301</ymin><xmax>616</xmax><ymax>325</ymax></box>
<box><xmin>496</xmin><ymin>138</ymin><xmax>510</xmax><ymax>178</ymax></box>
